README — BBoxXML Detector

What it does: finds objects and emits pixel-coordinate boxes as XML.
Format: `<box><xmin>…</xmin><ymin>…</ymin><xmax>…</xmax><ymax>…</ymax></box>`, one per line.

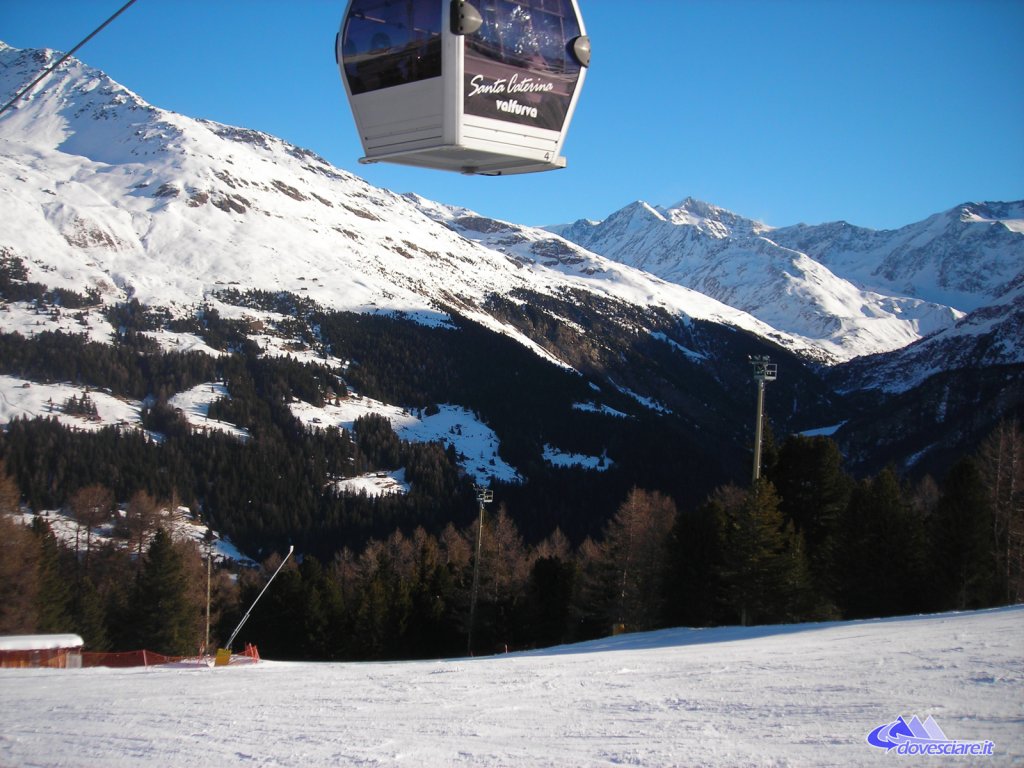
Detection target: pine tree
<box><xmin>769</xmin><ymin>435</ymin><xmax>850</xmax><ymax>611</ymax></box>
<box><xmin>131</xmin><ymin>528</ymin><xmax>201</xmax><ymax>656</ymax></box>
<box><xmin>517</xmin><ymin>527</ymin><xmax>575</xmax><ymax>646</ymax></box>
<box><xmin>567</xmin><ymin>489</ymin><xmax>680</xmax><ymax>637</ymax></box>
<box><xmin>523</xmin><ymin>551</ymin><xmax>576</xmax><ymax>647</ymax></box>
<box><xmin>713</xmin><ymin>481</ymin><xmax>811</xmax><ymax>626</ymax></box>
<box><xmin>297</xmin><ymin>555</ymin><xmax>345</xmax><ymax>660</ymax></box>
<box><xmin>571</xmin><ymin>535</ymin><xmax>614</xmax><ymax>639</ymax></box>
<box><xmin>30</xmin><ymin>518</ymin><xmax>74</xmax><ymax>633</ymax></box>
<box><xmin>403</xmin><ymin>527</ymin><xmax>458</xmax><ymax>659</ymax></box>
<box><xmin>351</xmin><ymin>538</ymin><xmax>411</xmax><ymax>659</ymax></box>
<box><xmin>932</xmin><ymin>459</ymin><xmax>996</xmax><ymax>610</ymax></box>
<box><xmin>837</xmin><ymin>468</ymin><xmax>927</xmax><ymax>619</ymax></box>
<box><xmin>663</xmin><ymin>498</ymin><xmax>722</xmax><ymax>628</ymax></box>
<box><xmin>73</xmin><ymin>577</ymin><xmax>110</xmax><ymax>651</ymax></box>
<box><xmin>84</xmin><ymin>544</ymin><xmax>136</xmax><ymax>651</ymax></box>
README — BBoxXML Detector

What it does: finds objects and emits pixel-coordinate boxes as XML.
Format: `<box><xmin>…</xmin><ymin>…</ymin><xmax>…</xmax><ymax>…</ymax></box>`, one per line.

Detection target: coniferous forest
<box><xmin>2</xmin><ymin>425</ymin><xmax>1022</xmax><ymax>660</ymax></box>
<box><xmin>1</xmin><ymin>289</ymin><xmax>1022</xmax><ymax>660</ymax></box>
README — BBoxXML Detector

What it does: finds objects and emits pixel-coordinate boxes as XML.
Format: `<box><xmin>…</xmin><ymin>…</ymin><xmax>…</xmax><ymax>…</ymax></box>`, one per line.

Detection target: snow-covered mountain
<box><xmin>0</xmin><ymin>41</ymin><xmax>825</xmax><ymax>370</ymax></box>
<box><xmin>5</xmin><ymin>40</ymin><xmax>1020</xmax><ymax>371</ymax></box>
<box><xmin>837</xmin><ymin>278</ymin><xmax>1024</xmax><ymax>394</ymax></box>
<box><xmin>549</xmin><ymin>197</ymin><xmax>1024</xmax><ymax>364</ymax></box>
<box><xmin>770</xmin><ymin>202</ymin><xmax>1024</xmax><ymax>311</ymax></box>
<box><xmin>0</xmin><ymin>40</ymin><xmax>1020</xmax><ymax>486</ymax></box>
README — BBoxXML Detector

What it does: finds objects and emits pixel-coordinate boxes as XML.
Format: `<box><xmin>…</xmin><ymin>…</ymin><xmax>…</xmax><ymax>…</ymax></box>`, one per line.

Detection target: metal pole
<box><xmin>467</xmin><ymin>486</ymin><xmax>492</xmax><ymax>656</ymax></box>
<box><xmin>204</xmin><ymin>540</ymin><xmax>212</xmax><ymax>655</ymax></box>
<box><xmin>749</xmin><ymin>355</ymin><xmax>776</xmax><ymax>484</ymax></box>
<box><xmin>223</xmin><ymin>545</ymin><xmax>294</xmax><ymax>651</ymax></box>
<box><xmin>753</xmin><ymin>378</ymin><xmax>766</xmax><ymax>483</ymax></box>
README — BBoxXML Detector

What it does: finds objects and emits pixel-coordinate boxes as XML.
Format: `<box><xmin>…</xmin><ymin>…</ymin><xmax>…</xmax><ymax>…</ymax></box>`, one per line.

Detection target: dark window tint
<box><xmin>343</xmin><ymin>0</ymin><xmax>443</xmax><ymax>94</ymax></box>
<box><xmin>466</xmin><ymin>0</ymin><xmax>582</xmax><ymax>75</ymax></box>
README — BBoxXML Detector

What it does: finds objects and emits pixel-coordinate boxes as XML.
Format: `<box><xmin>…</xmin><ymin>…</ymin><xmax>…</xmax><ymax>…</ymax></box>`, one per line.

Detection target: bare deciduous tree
<box><xmin>0</xmin><ymin>460</ymin><xmax>20</xmax><ymax>516</ymax></box>
<box><xmin>125</xmin><ymin>490</ymin><xmax>160</xmax><ymax>563</ymax></box>
<box><xmin>0</xmin><ymin>521</ymin><xmax>39</xmax><ymax>633</ymax></box>
<box><xmin>977</xmin><ymin>420</ymin><xmax>1024</xmax><ymax>603</ymax></box>
<box><xmin>69</xmin><ymin>484</ymin><xmax>114</xmax><ymax>566</ymax></box>
<box><xmin>601</xmin><ymin>487</ymin><xmax>678</xmax><ymax>632</ymax></box>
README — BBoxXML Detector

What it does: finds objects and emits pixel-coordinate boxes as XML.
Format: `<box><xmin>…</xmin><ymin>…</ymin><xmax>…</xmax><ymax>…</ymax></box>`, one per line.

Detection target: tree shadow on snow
<box><xmin>516</xmin><ymin>605</ymin><xmax>1021</xmax><ymax>658</ymax></box>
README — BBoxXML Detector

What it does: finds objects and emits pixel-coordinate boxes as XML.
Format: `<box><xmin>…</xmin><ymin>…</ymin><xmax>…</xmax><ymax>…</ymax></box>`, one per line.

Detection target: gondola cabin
<box><xmin>336</xmin><ymin>0</ymin><xmax>590</xmax><ymax>175</ymax></box>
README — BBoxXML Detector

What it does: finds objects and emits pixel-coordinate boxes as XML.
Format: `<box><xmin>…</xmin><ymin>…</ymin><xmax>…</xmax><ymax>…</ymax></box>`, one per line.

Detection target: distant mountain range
<box><xmin>549</xmin><ymin>198</ymin><xmax>1023</xmax><ymax>366</ymax></box>
<box><xmin>0</xmin><ymin>40</ymin><xmax>1021</xmax><ymax>526</ymax></box>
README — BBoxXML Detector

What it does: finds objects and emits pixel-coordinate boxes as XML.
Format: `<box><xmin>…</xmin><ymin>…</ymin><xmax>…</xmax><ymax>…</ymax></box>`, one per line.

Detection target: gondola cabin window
<box><xmin>342</xmin><ymin>0</ymin><xmax>443</xmax><ymax>95</ymax></box>
<box><xmin>467</xmin><ymin>0</ymin><xmax>581</xmax><ymax>74</ymax></box>
<box><xmin>464</xmin><ymin>0</ymin><xmax>583</xmax><ymax>132</ymax></box>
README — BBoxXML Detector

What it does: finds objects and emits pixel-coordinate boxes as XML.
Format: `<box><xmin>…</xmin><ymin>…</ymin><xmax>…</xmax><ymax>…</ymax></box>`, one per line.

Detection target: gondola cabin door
<box><xmin>337</xmin><ymin>0</ymin><xmax>589</xmax><ymax>175</ymax></box>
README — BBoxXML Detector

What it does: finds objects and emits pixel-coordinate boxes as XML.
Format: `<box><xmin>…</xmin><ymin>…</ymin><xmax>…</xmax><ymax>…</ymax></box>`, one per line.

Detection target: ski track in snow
<box><xmin>1</xmin><ymin>607</ymin><xmax>1021</xmax><ymax>767</ymax></box>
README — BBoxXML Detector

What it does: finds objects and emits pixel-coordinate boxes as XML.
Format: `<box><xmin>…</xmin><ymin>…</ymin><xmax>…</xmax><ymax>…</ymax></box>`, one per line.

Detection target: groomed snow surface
<box><xmin>2</xmin><ymin>607</ymin><xmax>1021</xmax><ymax>767</ymax></box>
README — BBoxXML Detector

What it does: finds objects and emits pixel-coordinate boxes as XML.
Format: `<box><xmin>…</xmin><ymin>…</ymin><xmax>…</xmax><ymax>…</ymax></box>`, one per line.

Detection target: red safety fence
<box><xmin>83</xmin><ymin>643</ymin><xmax>260</xmax><ymax>668</ymax></box>
<box><xmin>0</xmin><ymin>644</ymin><xmax>260</xmax><ymax>669</ymax></box>
<box><xmin>82</xmin><ymin>649</ymin><xmax>182</xmax><ymax>667</ymax></box>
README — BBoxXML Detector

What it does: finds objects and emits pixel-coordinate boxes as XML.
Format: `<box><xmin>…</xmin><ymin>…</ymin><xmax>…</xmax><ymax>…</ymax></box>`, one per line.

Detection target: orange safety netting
<box><xmin>83</xmin><ymin>643</ymin><xmax>260</xmax><ymax>667</ymax></box>
<box><xmin>82</xmin><ymin>649</ymin><xmax>182</xmax><ymax>667</ymax></box>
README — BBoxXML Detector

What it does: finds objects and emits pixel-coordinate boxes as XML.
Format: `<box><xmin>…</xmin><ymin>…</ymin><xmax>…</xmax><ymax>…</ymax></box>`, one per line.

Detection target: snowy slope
<box><xmin>404</xmin><ymin>194</ymin><xmax>826</xmax><ymax>355</ymax></box>
<box><xmin>838</xmin><ymin>278</ymin><xmax>1024</xmax><ymax>393</ymax></box>
<box><xmin>550</xmin><ymin>197</ymin><xmax>1023</xmax><ymax>361</ymax></box>
<box><xmin>15</xmin><ymin>504</ymin><xmax>253</xmax><ymax>566</ymax></box>
<box><xmin>771</xmin><ymin>202</ymin><xmax>1024</xmax><ymax>311</ymax></box>
<box><xmin>4</xmin><ymin>41</ymin><xmax>1018</xmax><ymax>370</ymax></box>
<box><xmin>291</xmin><ymin>397</ymin><xmax>521</xmax><ymax>485</ymax></box>
<box><xmin>0</xmin><ymin>369</ymin><xmax>521</xmax><ymax>487</ymax></box>
<box><xmin>0</xmin><ymin>42</ymin><xmax>821</xmax><ymax>366</ymax></box>
<box><xmin>1</xmin><ymin>606</ymin><xmax>1021</xmax><ymax>767</ymax></box>
<box><xmin>2</xmin><ymin>39</ymin><xmax>1020</xmax><ymax>485</ymax></box>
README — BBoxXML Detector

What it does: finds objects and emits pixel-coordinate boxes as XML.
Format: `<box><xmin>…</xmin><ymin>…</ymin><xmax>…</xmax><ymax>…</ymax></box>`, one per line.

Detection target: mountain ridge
<box><xmin>549</xmin><ymin>196</ymin><xmax>1023</xmax><ymax>367</ymax></box>
<box><xmin>1</xmin><ymin>41</ymin><xmax>834</xmax><ymax>368</ymax></box>
<box><xmin>0</xmin><ymin>40</ymin><xmax>1020</xmax><ymax>495</ymax></box>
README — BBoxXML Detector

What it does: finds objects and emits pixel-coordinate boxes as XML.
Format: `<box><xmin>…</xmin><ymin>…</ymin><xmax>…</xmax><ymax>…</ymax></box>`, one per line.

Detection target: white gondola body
<box><xmin>337</xmin><ymin>0</ymin><xmax>589</xmax><ymax>175</ymax></box>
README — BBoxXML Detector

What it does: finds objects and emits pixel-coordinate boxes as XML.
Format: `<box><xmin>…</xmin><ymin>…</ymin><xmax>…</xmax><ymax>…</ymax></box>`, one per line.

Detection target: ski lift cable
<box><xmin>0</xmin><ymin>0</ymin><xmax>142</xmax><ymax>119</ymax></box>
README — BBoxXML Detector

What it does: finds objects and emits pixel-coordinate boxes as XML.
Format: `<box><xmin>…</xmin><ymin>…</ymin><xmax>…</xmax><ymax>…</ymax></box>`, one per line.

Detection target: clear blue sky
<box><xmin>3</xmin><ymin>0</ymin><xmax>1022</xmax><ymax>230</ymax></box>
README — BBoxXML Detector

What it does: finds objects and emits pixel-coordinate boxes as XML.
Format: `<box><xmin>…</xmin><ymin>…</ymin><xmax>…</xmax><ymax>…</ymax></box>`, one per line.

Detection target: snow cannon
<box><xmin>215</xmin><ymin>545</ymin><xmax>294</xmax><ymax>666</ymax></box>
